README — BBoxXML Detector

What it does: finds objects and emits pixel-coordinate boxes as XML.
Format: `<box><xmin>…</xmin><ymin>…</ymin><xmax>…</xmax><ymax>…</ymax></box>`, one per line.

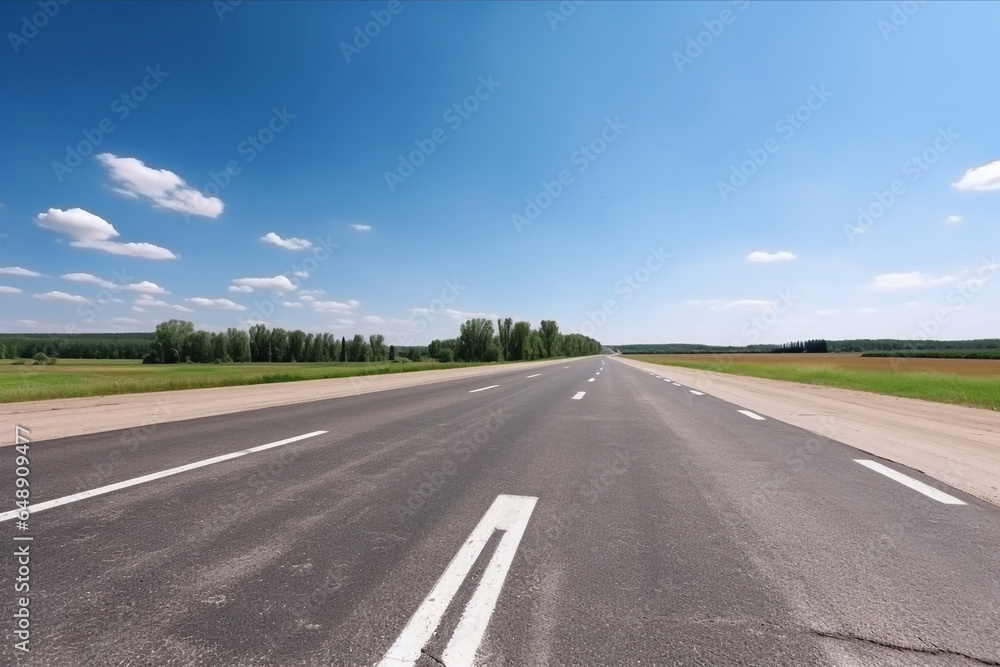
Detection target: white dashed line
<box><xmin>689</xmin><ymin>390</ymin><xmax>704</xmax><ymax>396</ymax></box>
<box><xmin>469</xmin><ymin>385</ymin><xmax>499</xmax><ymax>393</ymax></box>
<box><xmin>854</xmin><ymin>460</ymin><xmax>966</xmax><ymax>505</ymax></box>
<box><xmin>737</xmin><ymin>410</ymin><xmax>765</xmax><ymax>421</ymax></box>
<box><xmin>377</xmin><ymin>495</ymin><xmax>538</xmax><ymax>666</ymax></box>
<box><xmin>672</xmin><ymin>383</ymin><xmax>681</xmax><ymax>387</ymax></box>
<box><xmin>526</xmin><ymin>373</ymin><xmax>541</xmax><ymax>378</ymax></box>
<box><xmin>0</xmin><ymin>431</ymin><xmax>329</xmax><ymax>523</ymax></box>
<box><xmin>572</xmin><ymin>391</ymin><xmax>586</xmax><ymax>400</ymax></box>
<box><xmin>588</xmin><ymin>378</ymin><xmax>595</xmax><ymax>382</ymax></box>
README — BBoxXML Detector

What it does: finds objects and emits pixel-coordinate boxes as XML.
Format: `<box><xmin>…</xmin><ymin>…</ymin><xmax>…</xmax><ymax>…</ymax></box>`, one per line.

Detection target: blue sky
<box><xmin>1</xmin><ymin>0</ymin><xmax>998</xmax><ymax>345</ymax></box>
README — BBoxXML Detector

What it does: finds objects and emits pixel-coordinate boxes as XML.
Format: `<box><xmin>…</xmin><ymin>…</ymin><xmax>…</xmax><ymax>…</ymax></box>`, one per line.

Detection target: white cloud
<box><xmin>231</xmin><ymin>275</ymin><xmax>296</xmax><ymax>292</ymax></box>
<box><xmin>283</xmin><ymin>301</ymin><xmax>303</xmax><ymax>308</ymax></box>
<box><xmin>62</xmin><ymin>272</ymin><xmax>116</xmax><ymax>289</ymax></box>
<box><xmin>363</xmin><ymin>315</ymin><xmax>386</xmax><ymax>324</ymax></box>
<box><xmin>96</xmin><ymin>153</ymin><xmax>224</xmax><ymax>217</ymax></box>
<box><xmin>857</xmin><ymin>307</ymin><xmax>878</xmax><ymax>315</ymax></box>
<box><xmin>229</xmin><ymin>285</ymin><xmax>253</xmax><ymax>293</ymax></box>
<box><xmin>299</xmin><ymin>289</ymin><xmax>324</xmax><ymax>295</ymax></box>
<box><xmin>35</xmin><ymin>290</ymin><xmax>88</xmax><ymax>304</ymax></box>
<box><xmin>293</xmin><ymin>270</ymin><xmax>309</xmax><ymax>278</ymax></box>
<box><xmin>132</xmin><ymin>306</ymin><xmax>147</xmax><ymax>313</ymax></box>
<box><xmin>172</xmin><ymin>305</ymin><xmax>195</xmax><ymax>313</ymax></box>
<box><xmin>0</xmin><ymin>286</ymin><xmax>23</xmax><ymax>294</ymax></box>
<box><xmin>444</xmin><ymin>308</ymin><xmax>498</xmax><ymax>320</ymax></box>
<box><xmin>816</xmin><ymin>309</ymin><xmax>839</xmax><ymax>316</ymax></box>
<box><xmin>351</xmin><ymin>223</ymin><xmax>372</xmax><ymax>231</ymax></box>
<box><xmin>61</xmin><ymin>273</ymin><xmax>168</xmax><ymax>294</ymax></box>
<box><xmin>869</xmin><ymin>272</ymin><xmax>956</xmax><ymax>291</ymax></box>
<box><xmin>18</xmin><ymin>319</ymin><xmax>39</xmax><ymax>326</ymax></box>
<box><xmin>126</xmin><ymin>280</ymin><xmax>168</xmax><ymax>294</ymax></box>
<box><xmin>186</xmin><ymin>297</ymin><xmax>246</xmax><ymax>311</ymax></box>
<box><xmin>35</xmin><ymin>208</ymin><xmax>176</xmax><ymax>260</ymax></box>
<box><xmin>299</xmin><ymin>295</ymin><xmax>315</xmax><ymax>302</ymax></box>
<box><xmin>945</xmin><ymin>215</ymin><xmax>962</xmax><ymax>225</ymax></box>
<box><xmin>261</xmin><ymin>232</ymin><xmax>313</xmax><ymax>250</ymax></box>
<box><xmin>135</xmin><ymin>295</ymin><xmax>169</xmax><ymax>307</ymax></box>
<box><xmin>313</xmin><ymin>299</ymin><xmax>360</xmax><ymax>312</ymax></box>
<box><xmin>686</xmin><ymin>298</ymin><xmax>774</xmax><ymax>310</ymax></box>
<box><xmin>0</xmin><ymin>267</ymin><xmax>42</xmax><ymax>277</ymax></box>
<box><xmin>953</xmin><ymin>160</ymin><xmax>1000</xmax><ymax>192</ymax></box>
<box><xmin>111</xmin><ymin>317</ymin><xmax>142</xmax><ymax>325</ymax></box>
<box><xmin>747</xmin><ymin>250</ymin><xmax>796</xmax><ymax>263</ymax></box>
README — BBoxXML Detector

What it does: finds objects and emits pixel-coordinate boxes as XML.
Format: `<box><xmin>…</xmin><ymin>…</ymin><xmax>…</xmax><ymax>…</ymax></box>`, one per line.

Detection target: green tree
<box><xmin>539</xmin><ymin>320</ymin><xmax>561</xmax><ymax>358</ymax></box>
<box><xmin>248</xmin><ymin>324</ymin><xmax>270</xmax><ymax>361</ymax></box>
<box><xmin>270</xmin><ymin>328</ymin><xmax>290</xmax><ymax>362</ymax></box>
<box><xmin>227</xmin><ymin>328</ymin><xmax>251</xmax><ymax>362</ymax></box>
<box><xmin>154</xmin><ymin>319</ymin><xmax>194</xmax><ymax>364</ymax></box>
<box><xmin>369</xmin><ymin>334</ymin><xmax>387</xmax><ymax>361</ymax></box>
<box><xmin>347</xmin><ymin>334</ymin><xmax>368</xmax><ymax>362</ymax></box>
<box><xmin>457</xmin><ymin>318</ymin><xmax>496</xmax><ymax>362</ymax></box>
<box><xmin>339</xmin><ymin>336</ymin><xmax>347</xmax><ymax>362</ymax></box>
<box><xmin>509</xmin><ymin>321</ymin><xmax>532</xmax><ymax>361</ymax></box>
<box><xmin>498</xmin><ymin>317</ymin><xmax>513</xmax><ymax>360</ymax></box>
<box><xmin>388</xmin><ymin>344</ymin><xmax>395</xmax><ymax>361</ymax></box>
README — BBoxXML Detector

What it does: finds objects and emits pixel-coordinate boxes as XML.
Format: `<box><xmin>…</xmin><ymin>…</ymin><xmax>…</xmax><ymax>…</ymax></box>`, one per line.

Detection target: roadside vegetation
<box><xmin>631</xmin><ymin>353</ymin><xmax>1000</xmax><ymax>411</ymax></box>
<box><xmin>0</xmin><ymin>317</ymin><xmax>602</xmax><ymax>402</ymax></box>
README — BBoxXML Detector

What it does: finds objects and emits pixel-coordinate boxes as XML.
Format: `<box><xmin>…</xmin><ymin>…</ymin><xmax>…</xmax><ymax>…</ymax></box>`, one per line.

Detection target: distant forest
<box><xmin>615</xmin><ymin>339</ymin><xmax>1000</xmax><ymax>356</ymax></box>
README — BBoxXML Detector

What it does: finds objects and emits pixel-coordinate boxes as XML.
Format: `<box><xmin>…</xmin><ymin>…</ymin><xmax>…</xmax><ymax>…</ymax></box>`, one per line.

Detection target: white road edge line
<box><xmin>672</xmin><ymin>383</ymin><xmax>681</xmax><ymax>387</ymax></box>
<box><xmin>377</xmin><ymin>494</ymin><xmax>538</xmax><ymax>667</ymax></box>
<box><xmin>572</xmin><ymin>391</ymin><xmax>586</xmax><ymax>400</ymax></box>
<box><xmin>0</xmin><ymin>431</ymin><xmax>328</xmax><ymax>523</ymax></box>
<box><xmin>854</xmin><ymin>460</ymin><xmax>966</xmax><ymax>505</ymax></box>
<box><xmin>737</xmin><ymin>409</ymin><xmax>765</xmax><ymax>421</ymax></box>
<box><xmin>469</xmin><ymin>385</ymin><xmax>499</xmax><ymax>393</ymax></box>
<box><xmin>526</xmin><ymin>373</ymin><xmax>541</xmax><ymax>378</ymax></box>
<box><xmin>689</xmin><ymin>390</ymin><xmax>705</xmax><ymax>396</ymax></box>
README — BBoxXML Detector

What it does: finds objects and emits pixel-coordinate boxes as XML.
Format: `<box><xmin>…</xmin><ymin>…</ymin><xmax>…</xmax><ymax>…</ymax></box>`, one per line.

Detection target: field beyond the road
<box><xmin>0</xmin><ymin>358</ymin><xmax>489</xmax><ymax>403</ymax></box>
<box><xmin>628</xmin><ymin>353</ymin><xmax>1000</xmax><ymax>411</ymax></box>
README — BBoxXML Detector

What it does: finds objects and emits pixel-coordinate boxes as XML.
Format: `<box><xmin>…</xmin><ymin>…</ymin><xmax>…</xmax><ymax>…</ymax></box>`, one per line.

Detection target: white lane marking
<box><xmin>663</xmin><ymin>379</ymin><xmax>670</xmax><ymax>382</ymax></box>
<box><xmin>526</xmin><ymin>373</ymin><xmax>541</xmax><ymax>378</ymax></box>
<box><xmin>377</xmin><ymin>495</ymin><xmax>538</xmax><ymax>667</ymax></box>
<box><xmin>854</xmin><ymin>460</ymin><xmax>966</xmax><ymax>505</ymax></box>
<box><xmin>738</xmin><ymin>410</ymin><xmax>765</xmax><ymax>421</ymax></box>
<box><xmin>588</xmin><ymin>378</ymin><xmax>595</xmax><ymax>382</ymax></box>
<box><xmin>563</xmin><ymin>366</ymin><xmax>569</xmax><ymax>368</ymax></box>
<box><xmin>0</xmin><ymin>431</ymin><xmax>328</xmax><ymax>523</ymax></box>
<box><xmin>571</xmin><ymin>391</ymin><xmax>586</xmax><ymax>400</ymax></box>
<box><xmin>689</xmin><ymin>390</ymin><xmax>704</xmax><ymax>396</ymax></box>
<box><xmin>672</xmin><ymin>382</ymin><xmax>681</xmax><ymax>386</ymax></box>
<box><xmin>469</xmin><ymin>384</ymin><xmax>499</xmax><ymax>393</ymax></box>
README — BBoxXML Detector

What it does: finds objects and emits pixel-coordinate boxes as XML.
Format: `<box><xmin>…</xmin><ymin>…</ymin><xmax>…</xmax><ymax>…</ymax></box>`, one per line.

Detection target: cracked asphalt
<box><xmin>2</xmin><ymin>357</ymin><xmax>998</xmax><ymax>666</ymax></box>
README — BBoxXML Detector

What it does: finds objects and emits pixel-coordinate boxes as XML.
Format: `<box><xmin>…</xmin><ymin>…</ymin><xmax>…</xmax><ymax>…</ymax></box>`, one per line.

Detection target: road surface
<box><xmin>2</xmin><ymin>357</ymin><xmax>998</xmax><ymax>666</ymax></box>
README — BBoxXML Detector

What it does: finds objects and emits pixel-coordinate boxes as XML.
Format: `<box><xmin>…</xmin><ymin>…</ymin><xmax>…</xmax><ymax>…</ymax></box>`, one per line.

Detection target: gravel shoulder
<box><xmin>0</xmin><ymin>358</ymin><xmax>582</xmax><ymax>445</ymax></box>
<box><xmin>615</xmin><ymin>355</ymin><xmax>1000</xmax><ymax>507</ymax></box>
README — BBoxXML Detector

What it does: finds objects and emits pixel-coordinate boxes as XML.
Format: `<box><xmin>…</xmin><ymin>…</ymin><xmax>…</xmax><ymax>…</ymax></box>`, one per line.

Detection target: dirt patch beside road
<box><xmin>614</xmin><ymin>356</ymin><xmax>1000</xmax><ymax>506</ymax></box>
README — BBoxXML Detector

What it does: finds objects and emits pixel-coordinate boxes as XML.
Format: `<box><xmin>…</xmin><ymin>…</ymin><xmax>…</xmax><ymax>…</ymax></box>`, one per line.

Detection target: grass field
<box><xmin>627</xmin><ymin>353</ymin><xmax>1000</xmax><ymax>411</ymax></box>
<box><xmin>0</xmin><ymin>358</ymin><xmax>492</xmax><ymax>403</ymax></box>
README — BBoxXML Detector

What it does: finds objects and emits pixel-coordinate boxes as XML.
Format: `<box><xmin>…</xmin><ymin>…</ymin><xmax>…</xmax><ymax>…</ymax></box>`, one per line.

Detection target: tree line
<box><xmin>771</xmin><ymin>339</ymin><xmax>829</xmax><ymax>353</ymax></box>
<box><xmin>0</xmin><ymin>334</ymin><xmax>153</xmax><ymax>360</ymax></box>
<box><xmin>425</xmin><ymin>318</ymin><xmax>601</xmax><ymax>362</ymax></box>
<box><xmin>139</xmin><ymin>317</ymin><xmax>600</xmax><ymax>364</ymax></box>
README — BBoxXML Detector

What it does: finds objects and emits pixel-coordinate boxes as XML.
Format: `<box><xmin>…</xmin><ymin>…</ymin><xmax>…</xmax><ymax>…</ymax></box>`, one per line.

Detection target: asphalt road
<box><xmin>2</xmin><ymin>356</ymin><xmax>998</xmax><ymax>666</ymax></box>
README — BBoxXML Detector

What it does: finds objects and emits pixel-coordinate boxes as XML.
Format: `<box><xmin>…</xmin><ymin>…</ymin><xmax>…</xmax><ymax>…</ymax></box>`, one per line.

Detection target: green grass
<box><xmin>0</xmin><ymin>358</ymin><xmax>493</xmax><ymax>403</ymax></box>
<box><xmin>633</xmin><ymin>358</ymin><xmax>1000</xmax><ymax>411</ymax></box>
